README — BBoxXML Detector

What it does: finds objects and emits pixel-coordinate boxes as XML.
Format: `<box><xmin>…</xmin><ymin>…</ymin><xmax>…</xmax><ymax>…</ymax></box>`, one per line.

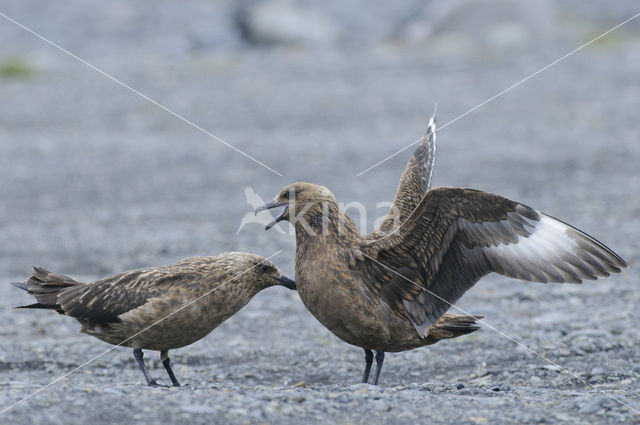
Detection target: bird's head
<box><xmin>224</xmin><ymin>252</ymin><xmax>296</xmax><ymax>291</ymax></box>
<box><xmin>255</xmin><ymin>182</ymin><xmax>338</xmax><ymax>231</ymax></box>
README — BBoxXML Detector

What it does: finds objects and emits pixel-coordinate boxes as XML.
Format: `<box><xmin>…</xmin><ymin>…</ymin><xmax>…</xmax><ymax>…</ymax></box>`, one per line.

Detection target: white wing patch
<box><xmin>480</xmin><ymin>213</ymin><xmax>624</xmax><ymax>283</ymax></box>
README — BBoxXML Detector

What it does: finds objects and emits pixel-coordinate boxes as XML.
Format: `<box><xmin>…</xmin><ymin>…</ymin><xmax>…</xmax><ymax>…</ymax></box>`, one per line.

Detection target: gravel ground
<box><xmin>1</xmin><ymin>1</ymin><xmax>639</xmax><ymax>424</ymax></box>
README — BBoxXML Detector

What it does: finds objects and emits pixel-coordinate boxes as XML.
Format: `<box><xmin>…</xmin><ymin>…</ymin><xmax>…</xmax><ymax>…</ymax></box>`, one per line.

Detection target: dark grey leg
<box><xmin>160</xmin><ymin>350</ymin><xmax>180</xmax><ymax>387</ymax></box>
<box><xmin>133</xmin><ymin>348</ymin><xmax>159</xmax><ymax>386</ymax></box>
<box><xmin>362</xmin><ymin>348</ymin><xmax>373</xmax><ymax>383</ymax></box>
<box><xmin>372</xmin><ymin>350</ymin><xmax>385</xmax><ymax>386</ymax></box>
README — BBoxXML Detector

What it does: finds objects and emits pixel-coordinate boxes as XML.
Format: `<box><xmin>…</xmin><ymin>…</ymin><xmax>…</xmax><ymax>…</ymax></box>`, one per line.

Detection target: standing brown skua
<box><xmin>11</xmin><ymin>252</ymin><xmax>296</xmax><ymax>386</ymax></box>
<box><xmin>257</xmin><ymin>119</ymin><xmax>627</xmax><ymax>385</ymax></box>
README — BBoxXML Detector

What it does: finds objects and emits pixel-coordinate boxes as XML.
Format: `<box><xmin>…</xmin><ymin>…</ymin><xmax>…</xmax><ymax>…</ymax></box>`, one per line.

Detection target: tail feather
<box><xmin>28</xmin><ymin>266</ymin><xmax>78</xmax><ymax>286</ymax></box>
<box><xmin>10</xmin><ymin>281</ymin><xmax>29</xmax><ymax>291</ymax></box>
<box><xmin>15</xmin><ymin>303</ymin><xmax>63</xmax><ymax>311</ymax></box>
<box><xmin>428</xmin><ymin>314</ymin><xmax>483</xmax><ymax>340</ymax></box>
<box><xmin>10</xmin><ymin>266</ymin><xmax>82</xmax><ymax>312</ymax></box>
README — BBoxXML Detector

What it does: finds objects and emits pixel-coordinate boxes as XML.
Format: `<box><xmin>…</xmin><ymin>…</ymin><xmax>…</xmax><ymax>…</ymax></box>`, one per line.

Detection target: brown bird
<box><xmin>257</xmin><ymin>123</ymin><xmax>627</xmax><ymax>386</ymax></box>
<box><xmin>11</xmin><ymin>252</ymin><xmax>296</xmax><ymax>386</ymax></box>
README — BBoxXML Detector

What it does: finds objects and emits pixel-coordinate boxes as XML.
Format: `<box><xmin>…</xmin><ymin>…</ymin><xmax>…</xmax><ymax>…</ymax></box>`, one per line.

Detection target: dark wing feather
<box><xmin>368</xmin><ymin>117</ymin><xmax>436</xmax><ymax>239</ymax></box>
<box><xmin>58</xmin><ymin>268</ymin><xmax>203</xmax><ymax>324</ymax></box>
<box><xmin>361</xmin><ymin>187</ymin><xmax>627</xmax><ymax>336</ymax></box>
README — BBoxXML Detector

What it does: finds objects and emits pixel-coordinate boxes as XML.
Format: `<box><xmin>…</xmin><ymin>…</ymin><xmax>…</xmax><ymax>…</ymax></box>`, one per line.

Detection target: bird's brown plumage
<box><xmin>259</xmin><ymin>124</ymin><xmax>626</xmax><ymax>383</ymax></box>
<box><xmin>11</xmin><ymin>252</ymin><xmax>296</xmax><ymax>385</ymax></box>
<box><xmin>265</xmin><ymin>183</ymin><xmax>626</xmax><ymax>352</ymax></box>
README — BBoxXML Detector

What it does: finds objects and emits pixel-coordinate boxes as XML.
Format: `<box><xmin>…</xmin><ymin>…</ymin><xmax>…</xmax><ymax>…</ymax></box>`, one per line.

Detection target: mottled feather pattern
<box><xmin>59</xmin><ymin>269</ymin><xmax>208</xmax><ymax>324</ymax></box>
<box><xmin>10</xmin><ymin>252</ymin><xmax>294</xmax><ymax>385</ymax></box>
<box><xmin>12</xmin><ymin>253</ymin><xmax>286</xmax><ymax>350</ymax></box>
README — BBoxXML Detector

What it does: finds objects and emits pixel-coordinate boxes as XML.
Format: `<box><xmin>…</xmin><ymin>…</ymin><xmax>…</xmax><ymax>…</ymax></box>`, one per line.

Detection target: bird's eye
<box><xmin>281</xmin><ymin>191</ymin><xmax>289</xmax><ymax>200</ymax></box>
<box><xmin>260</xmin><ymin>263</ymin><xmax>271</xmax><ymax>273</ymax></box>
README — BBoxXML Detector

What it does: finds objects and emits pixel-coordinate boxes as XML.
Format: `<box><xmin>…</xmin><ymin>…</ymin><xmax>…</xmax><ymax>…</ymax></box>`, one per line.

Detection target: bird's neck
<box><xmin>293</xmin><ymin>201</ymin><xmax>360</xmax><ymax>246</ymax></box>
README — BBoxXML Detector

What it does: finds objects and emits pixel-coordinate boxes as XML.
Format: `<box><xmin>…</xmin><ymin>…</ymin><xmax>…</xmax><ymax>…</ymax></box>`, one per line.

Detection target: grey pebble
<box><xmin>490</xmin><ymin>384</ymin><xmax>510</xmax><ymax>392</ymax></box>
<box><xmin>180</xmin><ymin>404</ymin><xmax>218</xmax><ymax>414</ymax></box>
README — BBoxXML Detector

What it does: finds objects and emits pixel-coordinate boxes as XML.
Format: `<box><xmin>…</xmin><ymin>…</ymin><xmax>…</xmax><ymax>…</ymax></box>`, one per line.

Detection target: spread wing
<box><xmin>57</xmin><ymin>259</ymin><xmax>215</xmax><ymax>324</ymax></box>
<box><xmin>368</xmin><ymin>115</ymin><xmax>436</xmax><ymax>239</ymax></box>
<box><xmin>360</xmin><ymin>187</ymin><xmax>627</xmax><ymax>337</ymax></box>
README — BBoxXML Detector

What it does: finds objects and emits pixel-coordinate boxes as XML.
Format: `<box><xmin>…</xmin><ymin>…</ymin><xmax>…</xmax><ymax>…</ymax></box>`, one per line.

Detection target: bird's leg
<box><xmin>160</xmin><ymin>350</ymin><xmax>180</xmax><ymax>387</ymax></box>
<box><xmin>362</xmin><ymin>348</ymin><xmax>373</xmax><ymax>383</ymax></box>
<box><xmin>372</xmin><ymin>350</ymin><xmax>385</xmax><ymax>386</ymax></box>
<box><xmin>133</xmin><ymin>348</ymin><xmax>159</xmax><ymax>386</ymax></box>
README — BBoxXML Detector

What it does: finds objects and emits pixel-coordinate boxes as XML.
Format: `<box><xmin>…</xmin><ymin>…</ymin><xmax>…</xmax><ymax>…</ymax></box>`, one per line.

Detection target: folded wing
<box><xmin>58</xmin><ymin>265</ymin><xmax>207</xmax><ymax>324</ymax></box>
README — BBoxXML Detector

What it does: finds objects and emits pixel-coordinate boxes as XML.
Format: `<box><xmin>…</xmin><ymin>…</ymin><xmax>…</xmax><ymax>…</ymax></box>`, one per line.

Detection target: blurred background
<box><xmin>1</xmin><ymin>0</ymin><xmax>639</xmax><ymax>277</ymax></box>
<box><xmin>1</xmin><ymin>1</ymin><xmax>639</xmax><ymax>424</ymax></box>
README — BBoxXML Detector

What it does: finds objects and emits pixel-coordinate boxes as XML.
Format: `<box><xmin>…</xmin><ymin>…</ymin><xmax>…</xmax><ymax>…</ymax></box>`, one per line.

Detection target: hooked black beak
<box><xmin>255</xmin><ymin>201</ymin><xmax>289</xmax><ymax>230</ymax></box>
<box><xmin>275</xmin><ymin>275</ymin><xmax>296</xmax><ymax>290</ymax></box>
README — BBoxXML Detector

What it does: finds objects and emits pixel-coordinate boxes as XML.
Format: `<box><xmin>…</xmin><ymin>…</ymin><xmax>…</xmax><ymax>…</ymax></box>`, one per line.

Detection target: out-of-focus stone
<box><xmin>397</xmin><ymin>0</ymin><xmax>557</xmax><ymax>53</ymax></box>
<box><xmin>236</xmin><ymin>0</ymin><xmax>338</xmax><ymax>47</ymax></box>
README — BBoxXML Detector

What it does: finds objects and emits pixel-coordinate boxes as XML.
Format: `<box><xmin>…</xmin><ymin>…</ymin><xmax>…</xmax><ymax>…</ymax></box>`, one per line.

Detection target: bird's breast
<box><xmin>295</xmin><ymin>245</ymin><xmax>419</xmax><ymax>350</ymax></box>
